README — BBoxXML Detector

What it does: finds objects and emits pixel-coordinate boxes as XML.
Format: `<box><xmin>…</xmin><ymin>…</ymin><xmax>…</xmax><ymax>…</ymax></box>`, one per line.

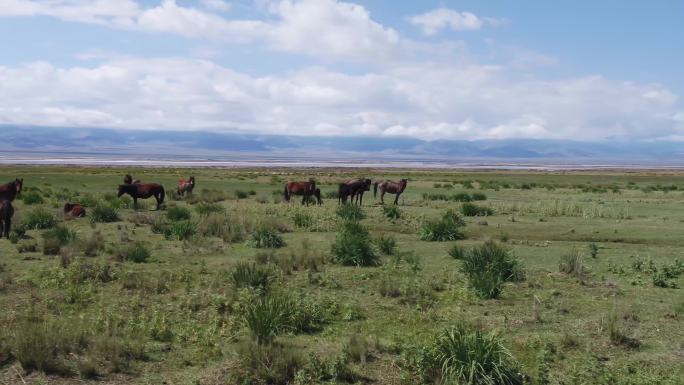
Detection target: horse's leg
<box><xmin>155</xmin><ymin>193</ymin><xmax>161</xmax><ymax>210</ymax></box>
<box><xmin>380</xmin><ymin>190</ymin><xmax>385</xmax><ymax>204</ymax></box>
<box><xmin>133</xmin><ymin>196</ymin><xmax>138</xmax><ymax>210</ymax></box>
<box><xmin>394</xmin><ymin>192</ymin><xmax>400</xmax><ymax>205</ymax></box>
<box><xmin>301</xmin><ymin>194</ymin><xmax>306</xmax><ymax>206</ymax></box>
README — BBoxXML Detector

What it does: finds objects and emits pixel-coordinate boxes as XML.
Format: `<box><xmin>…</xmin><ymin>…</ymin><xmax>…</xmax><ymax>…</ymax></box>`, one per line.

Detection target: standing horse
<box><xmin>338</xmin><ymin>178</ymin><xmax>371</xmax><ymax>205</ymax></box>
<box><xmin>118</xmin><ymin>183</ymin><xmax>165</xmax><ymax>210</ymax></box>
<box><xmin>284</xmin><ymin>180</ymin><xmax>317</xmax><ymax>206</ymax></box>
<box><xmin>177</xmin><ymin>176</ymin><xmax>196</xmax><ymax>197</ymax></box>
<box><xmin>64</xmin><ymin>203</ymin><xmax>86</xmax><ymax>218</ymax></box>
<box><xmin>374</xmin><ymin>179</ymin><xmax>408</xmax><ymax>205</ymax></box>
<box><xmin>123</xmin><ymin>174</ymin><xmax>141</xmax><ymax>184</ymax></box>
<box><xmin>0</xmin><ymin>200</ymin><xmax>14</xmax><ymax>238</ymax></box>
<box><xmin>0</xmin><ymin>178</ymin><xmax>23</xmax><ymax>201</ymax></box>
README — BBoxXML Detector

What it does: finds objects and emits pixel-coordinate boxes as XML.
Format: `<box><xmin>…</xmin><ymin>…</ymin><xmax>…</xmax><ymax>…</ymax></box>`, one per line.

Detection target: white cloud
<box><xmin>410</xmin><ymin>8</ymin><xmax>500</xmax><ymax>35</ymax></box>
<box><xmin>199</xmin><ymin>0</ymin><xmax>231</xmax><ymax>12</ymax></box>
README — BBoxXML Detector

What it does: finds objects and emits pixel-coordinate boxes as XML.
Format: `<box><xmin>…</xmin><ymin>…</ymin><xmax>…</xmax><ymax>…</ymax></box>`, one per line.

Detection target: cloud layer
<box><xmin>0</xmin><ymin>0</ymin><xmax>681</xmax><ymax>141</ymax></box>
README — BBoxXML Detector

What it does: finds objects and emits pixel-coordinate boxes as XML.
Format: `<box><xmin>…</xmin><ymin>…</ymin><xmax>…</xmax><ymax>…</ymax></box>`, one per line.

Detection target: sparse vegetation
<box><xmin>419</xmin><ymin>210</ymin><xmax>466</xmax><ymax>241</ymax></box>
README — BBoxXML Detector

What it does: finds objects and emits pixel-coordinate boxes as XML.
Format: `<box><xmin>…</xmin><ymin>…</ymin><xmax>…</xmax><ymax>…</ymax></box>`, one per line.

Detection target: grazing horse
<box><xmin>64</xmin><ymin>203</ymin><xmax>86</xmax><ymax>218</ymax></box>
<box><xmin>0</xmin><ymin>178</ymin><xmax>23</xmax><ymax>202</ymax></box>
<box><xmin>374</xmin><ymin>179</ymin><xmax>408</xmax><ymax>205</ymax></box>
<box><xmin>0</xmin><ymin>200</ymin><xmax>13</xmax><ymax>238</ymax></box>
<box><xmin>284</xmin><ymin>180</ymin><xmax>317</xmax><ymax>206</ymax></box>
<box><xmin>123</xmin><ymin>174</ymin><xmax>141</xmax><ymax>184</ymax></box>
<box><xmin>177</xmin><ymin>176</ymin><xmax>196</xmax><ymax>197</ymax></box>
<box><xmin>305</xmin><ymin>188</ymin><xmax>323</xmax><ymax>206</ymax></box>
<box><xmin>338</xmin><ymin>178</ymin><xmax>371</xmax><ymax>205</ymax></box>
<box><xmin>118</xmin><ymin>183</ymin><xmax>165</xmax><ymax>210</ymax></box>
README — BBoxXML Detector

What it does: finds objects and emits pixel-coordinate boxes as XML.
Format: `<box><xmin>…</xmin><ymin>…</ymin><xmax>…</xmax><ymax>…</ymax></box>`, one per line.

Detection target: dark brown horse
<box><xmin>284</xmin><ymin>180</ymin><xmax>317</xmax><ymax>206</ymax></box>
<box><xmin>0</xmin><ymin>200</ymin><xmax>14</xmax><ymax>238</ymax></box>
<box><xmin>64</xmin><ymin>203</ymin><xmax>86</xmax><ymax>218</ymax></box>
<box><xmin>177</xmin><ymin>176</ymin><xmax>196</xmax><ymax>197</ymax></box>
<box><xmin>338</xmin><ymin>178</ymin><xmax>371</xmax><ymax>205</ymax></box>
<box><xmin>118</xmin><ymin>183</ymin><xmax>165</xmax><ymax>210</ymax></box>
<box><xmin>305</xmin><ymin>188</ymin><xmax>323</xmax><ymax>206</ymax></box>
<box><xmin>0</xmin><ymin>178</ymin><xmax>23</xmax><ymax>202</ymax></box>
<box><xmin>123</xmin><ymin>174</ymin><xmax>141</xmax><ymax>184</ymax></box>
<box><xmin>374</xmin><ymin>179</ymin><xmax>408</xmax><ymax>205</ymax></box>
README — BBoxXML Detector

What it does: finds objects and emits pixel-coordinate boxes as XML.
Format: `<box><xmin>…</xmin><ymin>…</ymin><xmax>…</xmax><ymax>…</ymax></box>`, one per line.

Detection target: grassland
<box><xmin>0</xmin><ymin>166</ymin><xmax>682</xmax><ymax>385</ymax></box>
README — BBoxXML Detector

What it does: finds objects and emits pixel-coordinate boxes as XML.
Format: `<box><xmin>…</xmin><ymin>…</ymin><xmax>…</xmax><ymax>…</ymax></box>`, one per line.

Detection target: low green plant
<box><xmin>194</xmin><ymin>202</ymin><xmax>225</xmax><ymax>216</ymax></box>
<box><xmin>164</xmin><ymin>220</ymin><xmax>197</xmax><ymax>240</ymax></box>
<box><xmin>166</xmin><ymin>206</ymin><xmax>191</xmax><ymax>221</ymax></box>
<box><xmin>330</xmin><ymin>221</ymin><xmax>378</xmax><ymax>266</ymax></box>
<box><xmin>559</xmin><ymin>249</ymin><xmax>587</xmax><ymax>280</ymax></box>
<box><xmin>115</xmin><ymin>242</ymin><xmax>151</xmax><ymax>263</ymax></box>
<box><xmin>461</xmin><ymin>202</ymin><xmax>494</xmax><ymax>216</ymax></box>
<box><xmin>293</xmin><ymin>212</ymin><xmax>313</xmax><ymax>228</ymax></box>
<box><xmin>248</xmin><ymin>227</ymin><xmax>285</xmax><ymax>248</ymax></box>
<box><xmin>459</xmin><ymin>241</ymin><xmax>525</xmax><ymax>299</ymax></box>
<box><xmin>336</xmin><ymin>204</ymin><xmax>365</xmax><ymax>221</ymax></box>
<box><xmin>419</xmin><ymin>210</ymin><xmax>466</xmax><ymax>241</ymax></box>
<box><xmin>24</xmin><ymin>208</ymin><xmax>57</xmax><ymax>230</ymax></box>
<box><xmin>244</xmin><ymin>295</ymin><xmax>292</xmax><ymax>344</ymax></box>
<box><xmin>90</xmin><ymin>202</ymin><xmax>119</xmax><ymax>223</ymax></box>
<box><xmin>382</xmin><ymin>205</ymin><xmax>401</xmax><ymax>221</ymax></box>
<box><xmin>231</xmin><ymin>263</ymin><xmax>273</xmax><ymax>292</ymax></box>
<box><xmin>376</xmin><ymin>234</ymin><xmax>396</xmax><ymax>255</ymax></box>
<box><xmin>21</xmin><ymin>191</ymin><xmax>44</xmax><ymax>205</ymax></box>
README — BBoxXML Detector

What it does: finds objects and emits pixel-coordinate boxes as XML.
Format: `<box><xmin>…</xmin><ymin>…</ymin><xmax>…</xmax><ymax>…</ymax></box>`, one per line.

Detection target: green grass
<box><xmin>0</xmin><ymin>166</ymin><xmax>683</xmax><ymax>385</ymax></box>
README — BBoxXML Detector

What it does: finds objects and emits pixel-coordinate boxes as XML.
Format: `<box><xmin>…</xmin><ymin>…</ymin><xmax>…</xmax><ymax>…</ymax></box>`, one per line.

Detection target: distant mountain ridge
<box><xmin>1</xmin><ymin>125</ymin><xmax>682</xmax><ymax>163</ymax></box>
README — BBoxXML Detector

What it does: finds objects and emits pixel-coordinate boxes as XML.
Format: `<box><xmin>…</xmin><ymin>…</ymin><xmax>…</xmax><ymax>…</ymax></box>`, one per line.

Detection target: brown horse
<box><xmin>284</xmin><ymin>180</ymin><xmax>317</xmax><ymax>206</ymax></box>
<box><xmin>0</xmin><ymin>200</ymin><xmax>14</xmax><ymax>238</ymax></box>
<box><xmin>118</xmin><ymin>183</ymin><xmax>165</xmax><ymax>210</ymax></box>
<box><xmin>123</xmin><ymin>174</ymin><xmax>141</xmax><ymax>184</ymax></box>
<box><xmin>64</xmin><ymin>203</ymin><xmax>86</xmax><ymax>218</ymax></box>
<box><xmin>338</xmin><ymin>178</ymin><xmax>371</xmax><ymax>205</ymax></box>
<box><xmin>177</xmin><ymin>176</ymin><xmax>196</xmax><ymax>197</ymax></box>
<box><xmin>0</xmin><ymin>178</ymin><xmax>23</xmax><ymax>202</ymax></box>
<box><xmin>374</xmin><ymin>179</ymin><xmax>408</xmax><ymax>205</ymax></box>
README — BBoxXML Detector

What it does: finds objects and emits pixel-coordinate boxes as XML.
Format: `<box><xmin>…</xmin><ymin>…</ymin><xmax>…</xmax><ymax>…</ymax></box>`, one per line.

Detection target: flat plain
<box><xmin>0</xmin><ymin>166</ymin><xmax>682</xmax><ymax>385</ymax></box>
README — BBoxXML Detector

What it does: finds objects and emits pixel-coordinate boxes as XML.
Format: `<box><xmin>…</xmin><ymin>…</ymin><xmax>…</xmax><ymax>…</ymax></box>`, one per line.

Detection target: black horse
<box><xmin>0</xmin><ymin>200</ymin><xmax>14</xmax><ymax>238</ymax></box>
<box><xmin>117</xmin><ymin>183</ymin><xmax>165</xmax><ymax>210</ymax></box>
<box><xmin>338</xmin><ymin>178</ymin><xmax>371</xmax><ymax>205</ymax></box>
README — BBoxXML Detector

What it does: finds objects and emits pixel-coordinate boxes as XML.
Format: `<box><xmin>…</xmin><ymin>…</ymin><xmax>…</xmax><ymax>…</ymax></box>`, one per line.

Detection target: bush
<box><xmin>234</xmin><ymin>339</ymin><xmax>302</xmax><ymax>384</ymax></box>
<box><xmin>382</xmin><ymin>206</ymin><xmax>401</xmax><ymax>221</ymax></box>
<box><xmin>376</xmin><ymin>235</ymin><xmax>396</xmax><ymax>255</ymax></box>
<box><xmin>235</xmin><ymin>190</ymin><xmax>249</xmax><ymax>199</ymax></box>
<box><xmin>559</xmin><ymin>249</ymin><xmax>587</xmax><ymax>280</ymax></box>
<box><xmin>198</xmin><ymin>214</ymin><xmax>245</xmax><ymax>243</ymax></box>
<box><xmin>471</xmin><ymin>192</ymin><xmax>487</xmax><ymax>201</ymax></box>
<box><xmin>231</xmin><ymin>263</ymin><xmax>273</xmax><ymax>292</ymax></box>
<box><xmin>43</xmin><ymin>226</ymin><xmax>77</xmax><ymax>246</ymax></box>
<box><xmin>248</xmin><ymin>227</ymin><xmax>285</xmax><ymax>248</ymax></box>
<box><xmin>11</xmin><ymin>318</ymin><xmax>86</xmax><ymax>375</ymax></box>
<box><xmin>461</xmin><ymin>202</ymin><xmax>494</xmax><ymax>217</ymax></box>
<box><xmin>293</xmin><ymin>212</ymin><xmax>313</xmax><ymax>228</ymax></box>
<box><xmin>413</xmin><ymin>323</ymin><xmax>523</xmax><ymax>385</ymax></box>
<box><xmin>21</xmin><ymin>191</ymin><xmax>44</xmax><ymax>205</ymax></box>
<box><xmin>90</xmin><ymin>202</ymin><xmax>119</xmax><ymax>223</ymax></box>
<box><xmin>43</xmin><ymin>237</ymin><xmax>62</xmax><ymax>255</ymax></box>
<box><xmin>448</xmin><ymin>244</ymin><xmax>466</xmax><ymax>260</ymax></box>
<box><xmin>459</xmin><ymin>241</ymin><xmax>525</xmax><ymax>299</ymax></box>
<box><xmin>336</xmin><ymin>204</ymin><xmax>365</xmax><ymax>222</ymax></box>
<box><xmin>194</xmin><ymin>202</ymin><xmax>225</xmax><ymax>216</ymax></box>
<box><xmin>115</xmin><ymin>242</ymin><xmax>151</xmax><ymax>263</ymax></box>
<box><xmin>166</xmin><ymin>206</ymin><xmax>191</xmax><ymax>221</ymax></box>
<box><xmin>24</xmin><ymin>208</ymin><xmax>57</xmax><ymax>230</ymax></box>
<box><xmin>419</xmin><ymin>210</ymin><xmax>466</xmax><ymax>242</ymax></box>
<box><xmin>452</xmin><ymin>192</ymin><xmax>473</xmax><ymax>202</ymax></box>
<box><xmin>79</xmin><ymin>231</ymin><xmax>105</xmax><ymax>257</ymax></box>
<box><xmin>164</xmin><ymin>220</ymin><xmax>197</xmax><ymax>240</ymax></box>
<box><xmin>330</xmin><ymin>222</ymin><xmax>378</xmax><ymax>266</ymax></box>
<box><xmin>244</xmin><ymin>295</ymin><xmax>293</xmax><ymax>344</ymax></box>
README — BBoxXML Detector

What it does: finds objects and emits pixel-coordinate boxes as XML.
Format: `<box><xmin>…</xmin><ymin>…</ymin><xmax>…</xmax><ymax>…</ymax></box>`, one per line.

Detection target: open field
<box><xmin>0</xmin><ymin>166</ymin><xmax>682</xmax><ymax>385</ymax></box>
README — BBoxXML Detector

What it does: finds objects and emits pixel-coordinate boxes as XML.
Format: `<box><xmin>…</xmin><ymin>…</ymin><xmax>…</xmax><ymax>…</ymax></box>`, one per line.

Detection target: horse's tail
<box><xmin>373</xmin><ymin>182</ymin><xmax>378</xmax><ymax>198</ymax></box>
<box><xmin>159</xmin><ymin>185</ymin><xmax>165</xmax><ymax>205</ymax></box>
<box><xmin>283</xmin><ymin>184</ymin><xmax>290</xmax><ymax>202</ymax></box>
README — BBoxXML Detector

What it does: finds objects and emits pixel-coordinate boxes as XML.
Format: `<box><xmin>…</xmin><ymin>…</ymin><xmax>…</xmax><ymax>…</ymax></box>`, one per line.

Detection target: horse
<box><xmin>0</xmin><ymin>200</ymin><xmax>14</xmax><ymax>239</ymax></box>
<box><xmin>177</xmin><ymin>176</ymin><xmax>196</xmax><ymax>197</ymax></box>
<box><xmin>117</xmin><ymin>183</ymin><xmax>165</xmax><ymax>210</ymax></box>
<box><xmin>123</xmin><ymin>174</ymin><xmax>141</xmax><ymax>184</ymax></box>
<box><xmin>64</xmin><ymin>203</ymin><xmax>86</xmax><ymax>218</ymax></box>
<box><xmin>305</xmin><ymin>188</ymin><xmax>323</xmax><ymax>206</ymax></box>
<box><xmin>338</xmin><ymin>178</ymin><xmax>371</xmax><ymax>205</ymax></box>
<box><xmin>284</xmin><ymin>180</ymin><xmax>317</xmax><ymax>206</ymax></box>
<box><xmin>374</xmin><ymin>179</ymin><xmax>408</xmax><ymax>205</ymax></box>
<box><xmin>0</xmin><ymin>178</ymin><xmax>23</xmax><ymax>202</ymax></box>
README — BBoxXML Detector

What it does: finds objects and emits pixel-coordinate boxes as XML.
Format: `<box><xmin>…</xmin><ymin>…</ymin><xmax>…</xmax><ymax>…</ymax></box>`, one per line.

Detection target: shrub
<box><xmin>24</xmin><ymin>208</ymin><xmax>57</xmax><ymax>230</ymax></box>
<box><xmin>376</xmin><ymin>235</ymin><xmax>396</xmax><ymax>255</ymax></box>
<box><xmin>336</xmin><ymin>204</ymin><xmax>365</xmax><ymax>222</ymax></box>
<box><xmin>115</xmin><ymin>242</ymin><xmax>151</xmax><ymax>263</ymax></box>
<box><xmin>413</xmin><ymin>323</ymin><xmax>523</xmax><ymax>385</ymax></box>
<box><xmin>248</xmin><ymin>227</ymin><xmax>285</xmax><ymax>248</ymax></box>
<box><xmin>606</xmin><ymin>312</ymin><xmax>641</xmax><ymax>349</ymax></box>
<box><xmin>589</xmin><ymin>243</ymin><xmax>599</xmax><ymax>258</ymax></box>
<box><xmin>471</xmin><ymin>192</ymin><xmax>487</xmax><ymax>201</ymax></box>
<box><xmin>330</xmin><ymin>221</ymin><xmax>378</xmax><ymax>266</ymax></box>
<box><xmin>448</xmin><ymin>244</ymin><xmax>466</xmax><ymax>260</ymax></box>
<box><xmin>559</xmin><ymin>249</ymin><xmax>587</xmax><ymax>280</ymax></box>
<box><xmin>382</xmin><ymin>206</ymin><xmax>401</xmax><ymax>221</ymax></box>
<box><xmin>194</xmin><ymin>202</ymin><xmax>225</xmax><ymax>216</ymax></box>
<box><xmin>459</xmin><ymin>241</ymin><xmax>525</xmax><ymax>299</ymax></box>
<box><xmin>21</xmin><ymin>191</ymin><xmax>44</xmax><ymax>205</ymax></box>
<box><xmin>43</xmin><ymin>226</ymin><xmax>77</xmax><ymax>245</ymax></box>
<box><xmin>452</xmin><ymin>192</ymin><xmax>473</xmax><ymax>202</ymax></box>
<box><xmin>461</xmin><ymin>202</ymin><xmax>494</xmax><ymax>217</ymax></box>
<box><xmin>166</xmin><ymin>206</ymin><xmax>191</xmax><ymax>221</ymax></box>
<box><xmin>43</xmin><ymin>237</ymin><xmax>62</xmax><ymax>255</ymax></box>
<box><xmin>90</xmin><ymin>202</ymin><xmax>119</xmax><ymax>223</ymax></box>
<box><xmin>235</xmin><ymin>190</ymin><xmax>249</xmax><ymax>199</ymax></box>
<box><xmin>79</xmin><ymin>231</ymin><xmax>105</xmax><ymax>257</ymax></box>
<box><xmin>244</xmin><ymin>295</ymin><xmax>293</xmax><ymax>344</ymax></box>
<box><xmin>164</xmin><ymin>220</ymin><xmax>197</xmax><ymax>240</ymax></box>
<box><xmin>198</xmin><ymin>213</ymin><xmax>245</xmax><ymax>243</ymax></box>
<box><xmin>231</xmin><ymin>263</ymin><xmax>273</xmax><ymax>292</ymax></box>
<box><xmin>419</xmin><ymin>210</ymin><xmax>466</xmax><ymax>242</ymax></box>
<box><xmin>234</xmin><ymin>340</ymin><xmax>302</xmax><ymax>385</ymax></box>
<box><xmin>293</xmin><ymin>212</ymin><xmax>313</xmax><ymax>228</ymax></box>
<box><xmin>16</xmin><ymin>240</ymin><xmax>37</xmax><ymax>253</ymax></box>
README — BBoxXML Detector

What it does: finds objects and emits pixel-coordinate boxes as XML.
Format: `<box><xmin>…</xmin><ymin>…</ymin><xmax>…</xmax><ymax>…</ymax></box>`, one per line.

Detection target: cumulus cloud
<box><xmin>410</xmin><ymin>8</ymin><xmax>501</xmax><ymax>35</ymax></box>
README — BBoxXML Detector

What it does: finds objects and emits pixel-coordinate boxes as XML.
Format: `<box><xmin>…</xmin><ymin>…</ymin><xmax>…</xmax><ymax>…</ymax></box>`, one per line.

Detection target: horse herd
<box><xmin>0</xmin><ymin>174</ymin><xmax>408</xmax><ymax>239</ymax></box>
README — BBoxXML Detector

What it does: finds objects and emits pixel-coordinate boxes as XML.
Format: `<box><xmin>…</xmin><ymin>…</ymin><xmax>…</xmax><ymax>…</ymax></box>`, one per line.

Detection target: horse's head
<box><xmin>189</xmin><ymin>176</ymin><xmax>195</xmax><ymax>185</ymax></box>
<box><xmin>15</xmin><ymin>178</ymin><xmax>23</xmax><ymax>194</ymax></box>
<box><xmin>124</xmin><ymin>174</ymin><xmax>133</xmax><ymax>184</ymax></box>
<box><xmin>363</xmin><ymin>178</ymin><xmax>372</xmax><ymax>190</ymax></box>
<box><xmin>117</xmin><ymin>184</ymin><xmax>127</xmax><ymax>197</ymax></box>
<box><xmin>64</xmin><ymin>203</ymin><xmax>75</xmax><ymax>213</ymax></box>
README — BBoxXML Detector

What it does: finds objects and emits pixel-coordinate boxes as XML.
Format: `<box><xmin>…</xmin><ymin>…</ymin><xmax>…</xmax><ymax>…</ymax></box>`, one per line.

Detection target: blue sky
<box><xmin>0</xmin><ymin>0</ymin><xmax>682</xmax><ymax>142</ymax></box>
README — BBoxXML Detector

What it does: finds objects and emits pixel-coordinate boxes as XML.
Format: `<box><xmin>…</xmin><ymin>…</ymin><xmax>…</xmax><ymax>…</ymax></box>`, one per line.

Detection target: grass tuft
<box><xmin>331</xmin><ymin>221</ymin><xmax>378</xmax><ymax>266</ymax></box>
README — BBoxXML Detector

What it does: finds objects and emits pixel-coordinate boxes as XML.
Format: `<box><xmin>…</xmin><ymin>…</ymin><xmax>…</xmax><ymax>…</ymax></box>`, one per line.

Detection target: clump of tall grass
<box><xmin>293</xmin><ymin>212</ymin><xmax>313</xmax><ymax>228</ymax></box>
<box><xmin>21</xmin><ymin>191</ymin><xmax>44</xmax><ymax>205</ymax></box>
<box><xmin>154</xmin><ymin>220</ymin><xmax>197</xmax><ymax>240</ymax></box>
<box><xmin>605</xmin><ymin>311</ymin><xmax>641</xmax><ymax>349</ymax></box>
<box><xmin>114</xmin><ymin>242</ymin><xmax>151</xmax><ymax>263</ymax></box>
<box><xmin>376</xmin><ymin>234</ymin><xmax>396</xmax><ymax>255</ymax></box>
<box><xmin>243</xmin><ymin>295</ymin><xmax>293</xmax><ymax>344</ymax></box>
<box><xmin>461</xmin><ymin>202</ymin><xmax>494</xmax><ymax>217</ymax></box>
<box><xmin>166</xmin><ymin>206</ymin><xmax>191</xmax><ymax>221</ymax></box>
<box><xmin>233</xmin><ymin>339</ymin><xmax>302</xmax><ymax>384</ymax></box>
<box><xmin>336</xmin><ymin>204</ymin><xmax>365</xmax><ymax>221</ymax></box>
<box><xmin>198</xmin><ymin>213</ymin><xmax>246</xmax><ymax>243</ymax></box>
<box><xmin>458</xmin><ymin>241</ymin><xmax>525</xmax><ymax>299</ymax></box>
<box><xmin>382</xmin><ymin>206</ymin><xmax>401</xmax><ymax>221</ymax></box>
<box><xmin>79</xmin><ymin>231</ymin><xmax>105</xmax><ymax>257</ymax></box>
<box><xmin>471</xmin><ymin>192</ymin><xmax>487</xmax><ymax>201</ymax></box>
<box><xmin>23</xmin><ymin>208</ymin><xmax>57</xmax><ymax>230</ymax></box>
<box><xmin>194</xmin><ymin>202</ymin><xmax>225</xmax><ymax>216</ymax></box>
<box><xmin>248</xmin><ymin>226</ymin><xmax>285</xmax><ymax>248</ymax></box>
<box><xmin>411</xmin><ymin>323</ymin><xmax>523</xmax><ymax>385</ymax></box>
<box><xmin>419</xmin><ymin>210</ymin><xmax>466</xmax><ymax>242</ymax></box>
<box><xmin>42</xmin><ymin>226</ymin><xmax>77</xmax><ymax>255</ymax></box>
<box><xmin>231</xmin><ymin>263</ymin><xmax>274</xmax><ymax>292</ymax></box>
<box><xmin>90</xmin><ymin>202</ymin><xmax>119</xmax><ymax>223</ymax></box>
<box><xmin>330</xmin><ymin>221</ymin><xmax>378</xmax><ymax>266</ymax></box>
<box><xmin>559</xmin><ymin>249</ymin><xmax>587</xmax><ymax>280</ymax></box>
